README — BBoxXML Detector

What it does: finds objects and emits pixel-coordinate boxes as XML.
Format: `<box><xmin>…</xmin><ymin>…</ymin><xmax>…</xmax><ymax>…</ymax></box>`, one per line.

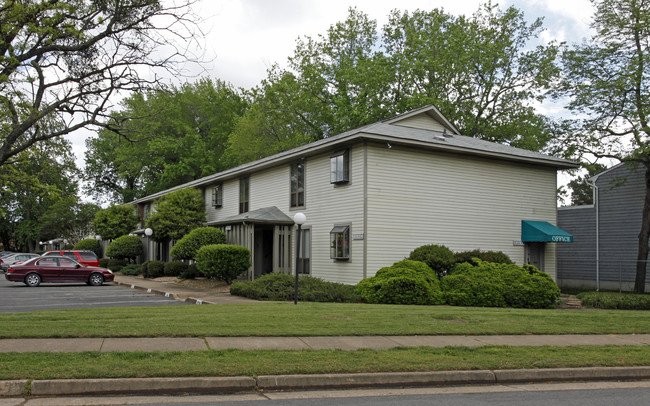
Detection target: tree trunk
<box><xmin>634</xmin><ymin>164</ymin><xmax>650</xmax><ymax>293</ymax></box>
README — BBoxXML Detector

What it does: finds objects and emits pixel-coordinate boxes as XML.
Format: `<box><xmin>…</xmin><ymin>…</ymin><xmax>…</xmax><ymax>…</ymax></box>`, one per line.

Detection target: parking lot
<box><xmin>0</xmin><ymin>275</ymin><xmax>187</xmax><ymax>313</ymax></box>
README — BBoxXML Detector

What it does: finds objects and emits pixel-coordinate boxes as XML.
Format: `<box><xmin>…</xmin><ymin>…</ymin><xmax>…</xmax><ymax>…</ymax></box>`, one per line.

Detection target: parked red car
<box><xmin>43</xmin><ymin>250</ymin><xmax>100</xmax><ymax>267</ymax></box>
<box><xmin>5</xmin><ymin>256</ymin><xmax>113</xmax><ymax>287</ymax></box>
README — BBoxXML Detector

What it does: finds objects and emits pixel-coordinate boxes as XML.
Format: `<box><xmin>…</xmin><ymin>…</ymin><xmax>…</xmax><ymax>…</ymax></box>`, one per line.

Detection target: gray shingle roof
<box><xmin>130</xmin><ymin>106</ymin><xmax>577</xmax><ymax>204</ymax></box>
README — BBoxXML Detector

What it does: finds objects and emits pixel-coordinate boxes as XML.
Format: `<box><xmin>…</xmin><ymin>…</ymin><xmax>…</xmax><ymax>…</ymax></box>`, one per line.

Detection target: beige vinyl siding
<box><xmin>250</xmin><ymin>165</ymin><xmax>290</xmax><ymax>212</ymax></box>
<box><xmin>394</xmin><ymin>115</ymin><xmax>447</xmax><ymax>132</ymax></box>
<box><xmin>205</xmin><ymin>179</ymin><xmax>241</xmax><ymax>223</ymax></box>
<box><xmin>296</xmin><ymin>146</ymin><xmax>366</xmax><ymax>285</ymax></box>
<box><xmin>365</xmin><ymin>143</ymin><xmax>558</xmax><ymax>281</ymax></box>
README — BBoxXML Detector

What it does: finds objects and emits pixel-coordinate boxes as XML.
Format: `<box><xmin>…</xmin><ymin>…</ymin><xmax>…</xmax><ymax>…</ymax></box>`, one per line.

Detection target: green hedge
<box><xmin>164</xmin><ymin>261</ymin><xmax>189</xmax><ymax>277</ymax></box>
<box><xmin>230</xmin><ymin>273</ymin><xmax>361</xmax><ymax>302</ymax></box>
<box><xmin>171</xmin><ymin>227</ymin><xmax>227</xmax><ymax>261</ymax></box>
<box><xmin>408</xmin><ymin>244</ymin><xmax>455</xmax><ymax>278</ymax></box>
<box><xmin>453</xmin><ymin>250</ymin><xmax>513</xmax><ymax>267</ymax></box>
<box><xmin>120</xmin><ymin>264</ymin><xmax>141</xmax><ymax>276</ymax></box>
<box><xmin>577</xmin><ymin>291</ymin><xmax>650</xmax><ymax>310</ymax></box>
<box><xmin>106</xmin><ymin>258</ymin><xmax>128</xmax><ymax>272</ymax></box>
<box><xmin>105</xmin><ymin>235</ymin><xmax>143</xmax><ymax>261</ymax></box>
<box><xmin>196</xmin><ymin>244</ymin><xmax>250</xmax><ymax>283</ymax></box>
<box><xmin>441</xmin><ymin>260</ymin><xmax>560</xmax><ymax>308</ymax></box>
<box><xmin>355</xmin><ymin>259</ymin><xmax>444</xmax><ymax>305</ymax></box>
<box><xmin>143</xmin><ymin>260</ymin><xmax>165</xmax><ymax>278</ymax></box>
<box><xmin>179</xmin><ymin>264</ymin><xmax>200</xmax><ymax>280</ymax></box>
<box><xmin>99</xmin><ymin>258</ymin><xmax>110</xmax><ymax>268</ymax></box>
<box><xmin>73</xmin><ymin>239</ymin><xmax>102</xmax><ymax>258</ymax></box>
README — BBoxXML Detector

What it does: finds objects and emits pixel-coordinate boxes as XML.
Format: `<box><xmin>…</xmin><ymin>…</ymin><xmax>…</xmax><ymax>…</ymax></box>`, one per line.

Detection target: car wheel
<box><xmin>24</xmin><ymin>273</ymin><xmax>41</xmax><ymax>287</ymax></box>
<box><xmin>88</xmin><ymin>273</ymin><xmax>104</xmax><ymax>286</ymax></box>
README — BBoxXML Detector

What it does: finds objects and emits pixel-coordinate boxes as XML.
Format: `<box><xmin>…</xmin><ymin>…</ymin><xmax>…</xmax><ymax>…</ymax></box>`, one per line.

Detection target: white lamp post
<box><xmin>293</xmin><ymin>213</ymin><xmax>307</xmax><ymax>305</ymax></box>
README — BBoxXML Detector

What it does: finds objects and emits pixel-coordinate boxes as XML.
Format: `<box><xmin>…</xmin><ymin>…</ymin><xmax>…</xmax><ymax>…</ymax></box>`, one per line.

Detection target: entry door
<box><xmin>254</xmin><ymin>227</ymin><xmax>274</xmax><ymax>279</ymax></box>
<box><xmin>525</xmin><ymin>242</ymin><xmax>545</xmax><ymax>271</ymax></box>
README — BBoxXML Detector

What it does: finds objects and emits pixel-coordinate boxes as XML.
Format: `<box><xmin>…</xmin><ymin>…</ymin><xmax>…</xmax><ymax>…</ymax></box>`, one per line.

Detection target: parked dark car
<box><xmin>0</xmin><ymin>252</ymin><xmax>40</xmax><ymax>272</ymax></box>
<box><xmin>43</xmin><ymin>250</ymin><xmax>100</xmax><ymax>267</ymax></box>
<box><xmin>5</xmin><ymin>256</ymin><xmax>113</xmax><ymax>287</ymax></box>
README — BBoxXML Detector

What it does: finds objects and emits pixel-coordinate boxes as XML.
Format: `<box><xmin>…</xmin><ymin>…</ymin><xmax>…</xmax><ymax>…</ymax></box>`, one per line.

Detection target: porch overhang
<box><xmin>206</xmin><ymin>206</ymin><xmax>295</xmax><ymax>226</ymax></box>
<box><xmin>521</xmin><ymin>220</ymin><xmax>573</xmax><ymax>243</ymax></box>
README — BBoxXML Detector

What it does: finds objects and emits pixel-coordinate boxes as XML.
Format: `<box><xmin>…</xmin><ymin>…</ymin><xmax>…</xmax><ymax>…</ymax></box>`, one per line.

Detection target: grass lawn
<box><xmin>3</xmin><ymin>345</ymin><xmax>650</xmax><ymax>380</ymax></box>
<box><xmin>1</xmin><ymin>302</ymin><xmax>650</xmax><ymax>338</ymax></box>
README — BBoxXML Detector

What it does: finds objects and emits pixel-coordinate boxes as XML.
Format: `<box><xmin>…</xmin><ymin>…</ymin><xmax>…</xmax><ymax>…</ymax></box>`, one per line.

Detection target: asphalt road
<box><xmin>12</xmin><ymin>382</ymin><xmax>650</xmax><ymax>406</ymax></box>
<box><xmin>0</xmin><ymin>273</ymin><xmax>187</xmax><ymax>312</ymax></box>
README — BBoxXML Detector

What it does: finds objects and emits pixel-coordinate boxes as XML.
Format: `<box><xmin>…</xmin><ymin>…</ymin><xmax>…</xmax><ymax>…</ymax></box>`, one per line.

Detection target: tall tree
<box><xmin>228</xmin><ymin>3</ymin><xmax>560</xmax><ymax>164</ymax></box>
<box><xmin>0</xmin><ymin>137</ymin><xmax>79</xmax><ymax>251</ymax></box>
<box><xmin>0</xmin><ymin>0</ymin><xmax>201</xmax><ymax>168</ymax></box>
<box><xmin>84</xmin><ymin>79</ymin><xmax>247</xmax><ymax>203</ymax></box>
<box><xmin>559</xmin><ymin>0</ymin><xmax>650</xmax><ymax>293</ymax></box>
<box><xmin>145</xmin><ymin>187</ymin><xmax>206</xmax><ymax>243</ymax></box>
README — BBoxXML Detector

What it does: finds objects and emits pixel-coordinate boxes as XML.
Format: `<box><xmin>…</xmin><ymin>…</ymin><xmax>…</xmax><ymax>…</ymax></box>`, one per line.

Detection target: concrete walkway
<box><xmin>2</xmin><ymin>334</ymin><xmax>650</xmax><ymax>353</ymax></box>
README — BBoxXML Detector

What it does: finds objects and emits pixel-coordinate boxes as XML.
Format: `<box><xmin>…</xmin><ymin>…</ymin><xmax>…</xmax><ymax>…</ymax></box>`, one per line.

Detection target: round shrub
<box><xmin>105</xmin><ymin>235</ymin><xmax>143</xmax><ymax>262</ymax></box>
<box><xmin>196</xmin><ymin>244</ymin><xmax>250</xmax><ymax>283</ymax></box>
<box><xmin>453</xmin><ymin>249</ymin><xmax>513</xmax><ymax>267</ymax></box>
<box><xmin>408</xmin><ymin>244</ymin><xmax>455</xmax><ymax>278</ymax></box>
<box><xmin>171</xmin><ymin>227</ymin><xmax>227</xmax><ymax>261</ymax></box>
<box><xmin>106</xmin><ymin>258</ymin><xmax>128</xmax><ymax>272</ymax></box>
<box><xmin>74</xmin><ymin>238</ymin><xmax>102</xmax><ymax>258</ymax></box>
<box><xmin>356</xmin><ymin>273</ymin><xmax>436</xmax><ymax>305</ymax></box>
<box><xmin>99</xmin><ymin>258</ymin><xmax>110</xmax><ymax>268</ymax></box>
<box><xmin>164</xmin><ymin>261</ymin><xmax>189</xmax><ymax>277</ymax></box>
<box><xmin>144</xmin><ymin>260</ymin><xmax>165</xmax><ymax>278</ymax></box>
<box><xmin>441</xmin><ymin>260</ymin><xmax>560</xmax><ymax>308</ymax></box>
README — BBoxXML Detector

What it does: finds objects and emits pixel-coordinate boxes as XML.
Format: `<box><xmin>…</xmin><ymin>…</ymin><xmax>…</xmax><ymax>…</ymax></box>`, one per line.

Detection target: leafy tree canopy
<box><xmin>93</xmin><ymin>205</ymin><xmax>140</xmax><ymax>241</ymax></box>
<box><xmin>145</xmin><ymin>188</ymin><xmax>206</xmax><ymax>242</ymax></box>
<box><xmin>0</xmin><ymin>0</ymin><xmax>202</xmax><ymax>169</ymax></box>
<box><xmin>84</xmin><ymin>79</ymin><xmax>247</xmax><ymax>203</ymax></box>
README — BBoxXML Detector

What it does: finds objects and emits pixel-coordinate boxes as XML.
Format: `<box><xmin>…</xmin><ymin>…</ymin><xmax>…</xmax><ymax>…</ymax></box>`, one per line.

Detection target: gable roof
<box><xmin>131</xmin><ymin>105</ymin><xmax>578</xmax><ymax>204</ymax></box>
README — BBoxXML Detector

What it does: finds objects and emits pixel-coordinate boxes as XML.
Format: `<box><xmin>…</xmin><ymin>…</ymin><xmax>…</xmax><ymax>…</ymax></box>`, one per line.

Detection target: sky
<box><xmin>69</xmin><ymin>0</ymin><xmax>596</xmax><ymax>200</ymax></box>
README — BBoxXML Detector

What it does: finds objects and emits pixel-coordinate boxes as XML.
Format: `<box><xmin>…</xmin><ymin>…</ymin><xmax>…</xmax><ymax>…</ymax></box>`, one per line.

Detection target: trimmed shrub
<box><xmin>164</xmin><ymin>261</ymin><xmax>189</xmax><ymax>277</ymax></box>
<box><xmin>105</xmin><ymin>235</ymin><xmax>143</xmax><ymax>262</ymax></box>
<box><xmin>577</xmin><ymin>292</ymin><xmax>650</xmax><ymax>310</ymax></box>
<box><xmin>74</xmin><ymin>239</ymin><xmax>102</xmax><ymax>258</ymax></box>
<box><xmin>99</xmin><ymin>258</ymin><xmax>110</xmax><ymax>268</ymax></box>
<box><xmin>106</xmin><ymin>258</ymin><xmax>128</xmax><ymax>272</ymax></box>
<box><xmin>120</xmin><ymin>264</ymin><xmax>141</xmax><ymax>276</ymax></box>
<box><xmin>171</xmin><ymin>227</ymin><xmax>227</xmax><ymax>261</ymax></box>
<box><xmin>408</xmin><ymin>244</ymin><xmax>455</xmax><ymax>278</ymax></box>
<box><xmin>230</xmin><ymin>273</ymin><xmax>361</xmax><ymax>302</ymax></box>
<box><xmin>196</xmin><ymin>244</ymin><xmax>250</xmax><ymax>283</ymax></box>
<box><xmin>144</xmin><ymin>260</ymin><xmax>165</xmax><ymax>278</ymax></box>
<box><xmin>453</xmin><ymin>250</ymin><xmax>513</xmax><ymax>267</ymax></box>
<box><xmin>355</xmin><ymin>259</ymin><xmax>445</xmax><ymax>305</ymax></box>
<box><xmin>441</xmin><ymin>260</ymin><xmax>560</xmax><ymax>308</ymax></box>
<box><xmin>179</xmin><ymin>264</ymin><xmax>200</xmax><ymax>280</ymax></box>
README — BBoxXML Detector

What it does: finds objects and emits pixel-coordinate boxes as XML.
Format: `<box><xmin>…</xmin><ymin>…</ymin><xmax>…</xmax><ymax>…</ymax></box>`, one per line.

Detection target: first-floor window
<box><xmin>297</xmin><ymin>228</ymin><xmax>311</xmax><ymax>274</ymax></box>
<box><xmin>330</xmin><ymin>225</ymin><xmax>350</xmax><ymax>260</ymax></box>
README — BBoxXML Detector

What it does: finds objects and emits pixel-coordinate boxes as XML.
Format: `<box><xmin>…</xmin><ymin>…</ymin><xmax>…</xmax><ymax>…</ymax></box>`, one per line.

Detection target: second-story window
<box><xmin>239</xmin><ymin>177</ymin><xmax>249</xmax><ymax>213</ymax></box>
<box><xmin>330</xmin><ymin>150</ymin><xmax>349</xmax><ymax>184</ymax></box>
<box><xmin>212</xmin><ymin>184</ymin><xmax>223</xmax><ymax>208</ymax></box>
<box><xmin>290</xmin><ymin>162</ymin><xmax>305</xmax><ymax>208</ymax></box>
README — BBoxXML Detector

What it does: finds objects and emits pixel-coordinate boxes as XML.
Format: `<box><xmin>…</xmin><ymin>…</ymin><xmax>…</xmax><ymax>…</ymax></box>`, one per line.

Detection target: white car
<box><xmin>0</xmin><ymin>253</ymin><xmax>41</xmax><ymax>272</ymax></box>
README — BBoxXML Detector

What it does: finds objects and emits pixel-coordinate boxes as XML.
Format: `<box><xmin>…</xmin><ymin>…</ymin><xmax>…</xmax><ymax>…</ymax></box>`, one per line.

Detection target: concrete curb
<box><xmin>7</xmin><ymin>367</ymin><xmax>650</xmax><ymax>397</ymax></box>
<box><xmin>114</xmin><ymin>281</ymin><xmax>215</xmax><ymax>305</ymax></box>
<box><xmin>30</xmin><ymin>377</ymin><xmax>256</xmax><ymax>396</ymax></box>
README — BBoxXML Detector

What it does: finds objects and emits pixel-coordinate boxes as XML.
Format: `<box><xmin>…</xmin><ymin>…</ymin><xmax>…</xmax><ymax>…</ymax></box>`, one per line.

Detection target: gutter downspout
<box><xmin>588</xmin><ymin>177</ymin><xmax>600</xmax><ymax>291</ymax></box>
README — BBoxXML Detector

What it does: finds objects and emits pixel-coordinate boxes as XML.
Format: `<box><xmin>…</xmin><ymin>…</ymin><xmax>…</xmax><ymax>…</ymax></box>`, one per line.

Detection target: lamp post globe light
<box><xmin>293</xmin><ymin>213</ymin><xmax>306</xmax><ymax>305</ymax></box>
<box><xmin>144</xmin><ymin>228</ymin><xmax>153</xmax><ymax>237</ymax></box>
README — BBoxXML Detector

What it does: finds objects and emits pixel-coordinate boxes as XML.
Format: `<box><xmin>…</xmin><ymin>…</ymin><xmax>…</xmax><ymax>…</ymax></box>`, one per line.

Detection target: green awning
<box><xmin>521</xmin><ymin>220</ymin><xmax>573</xmax><ymax>243</ymax></box>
